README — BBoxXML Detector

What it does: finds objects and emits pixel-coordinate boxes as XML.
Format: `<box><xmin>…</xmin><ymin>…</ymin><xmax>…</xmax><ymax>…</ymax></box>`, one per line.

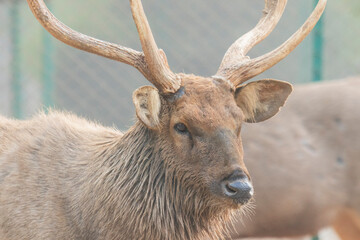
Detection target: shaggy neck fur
<box><xmin>76</xmin><ymin>121</ymin><xmax>233</xmax><ymax>240</ymax></box>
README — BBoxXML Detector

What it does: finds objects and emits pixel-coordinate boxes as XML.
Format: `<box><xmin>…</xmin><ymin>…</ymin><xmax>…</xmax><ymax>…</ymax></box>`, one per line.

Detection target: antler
<box><xmin>130</xmin><ymin>0</ymin><xmax>180</xmax><ymax>93</ymax></box>
<box><xmin>27</xmin><ymin>0</ymin><xmax>180</xmax><ymax>94</ymax></box>
<box><xmin>217</xmin><ymin>0</ymin><xmax>327</xmax><ymax>86</ymax></box>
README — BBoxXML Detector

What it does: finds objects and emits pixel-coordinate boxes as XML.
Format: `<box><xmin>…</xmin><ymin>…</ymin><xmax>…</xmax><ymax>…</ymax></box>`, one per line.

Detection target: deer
<box><xmin>226</xmin><ymin>77</ymin><xmax>360</xmax><ymax>240</ymax></box>
<box><xmin>0</xmin><ymin>0</ymin><xmax>326</xmax><ymax>239</ymax></box>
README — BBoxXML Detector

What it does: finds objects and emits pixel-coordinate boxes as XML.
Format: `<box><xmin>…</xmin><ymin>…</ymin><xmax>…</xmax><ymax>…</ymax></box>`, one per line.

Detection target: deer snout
<box><xmin>221</xmin><ymin>171</ymin><xmax>253</xmax><ymax>204</ymax></box>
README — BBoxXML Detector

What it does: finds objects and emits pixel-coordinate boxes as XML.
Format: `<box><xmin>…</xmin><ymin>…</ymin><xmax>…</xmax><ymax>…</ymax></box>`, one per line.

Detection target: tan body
<box><xmin>229</xmin><ymin>77</ymin><xmax>360</xmax><ymax>239</ymax></box>
<box><xmin>0</xmin><ymin>76</ymin><xmax>292</xmax><ymax>240</ymax></box>
<box><xmin>0</xmin><ymin>113</ymin><xmax>123</xmax><ymax>239</ymax></box>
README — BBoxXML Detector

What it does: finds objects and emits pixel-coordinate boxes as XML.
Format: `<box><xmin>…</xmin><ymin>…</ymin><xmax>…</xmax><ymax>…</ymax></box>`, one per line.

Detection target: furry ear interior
<box><xmin>235</xmin><ymin>79</ymin><xmax>293</xmax><ymax>123</ymax></box>
<box><xmin>133</xmin><ymin>86</ymin><xmax>161</xmax><ymax>129</ymax></box>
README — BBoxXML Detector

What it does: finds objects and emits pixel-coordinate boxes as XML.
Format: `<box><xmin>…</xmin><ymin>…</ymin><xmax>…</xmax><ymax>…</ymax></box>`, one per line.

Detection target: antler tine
<box><xmin>27</xmin><ymin>0</ymin><xmax>180</xmax><ymax>94</ymax></box>
<box><xmin>218</xmin><ymin>0</ymin><xmax>287</xmax><ymax>71</ymax></box>
<box><xmin>218</xmin><ymin>0</ymin><xmax>327</xmax><ymax>86</ymax></box>
<box><xmin>130</xmin><ymin>0</ymin><xmax>180</xmax><ymax>94</ymax></box>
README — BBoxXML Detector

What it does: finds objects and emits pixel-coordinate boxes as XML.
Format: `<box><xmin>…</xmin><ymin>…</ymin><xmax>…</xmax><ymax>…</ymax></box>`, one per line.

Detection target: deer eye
<box><xmin>174</xmin><ymin>123</ymin><xmax>189</xmax><ymax>134</ymax></box>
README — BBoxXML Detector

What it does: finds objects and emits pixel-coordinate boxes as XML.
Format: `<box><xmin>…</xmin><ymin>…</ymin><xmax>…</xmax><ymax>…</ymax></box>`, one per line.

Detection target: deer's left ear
<box><xmin>235</xmin><ymin>79</ymin><xmax>293</xmax><ymax>123</ymax></box>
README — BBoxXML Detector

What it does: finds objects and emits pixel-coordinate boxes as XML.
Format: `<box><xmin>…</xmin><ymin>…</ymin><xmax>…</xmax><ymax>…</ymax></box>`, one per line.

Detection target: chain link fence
<box><xmin>1</xmin><ymin>0</ymin><xmax>359</xmax><ymax>128</ymax></box>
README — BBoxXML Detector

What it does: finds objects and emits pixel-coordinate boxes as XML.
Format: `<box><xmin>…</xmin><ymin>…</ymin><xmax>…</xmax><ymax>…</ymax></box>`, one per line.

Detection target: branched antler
<box><xmin>28</xmin><ymin>0</ymin><xmax>326</xmax><ymax>91</ymax></box>
<box><xmin>217</xmin><ymin>0</ymin><xmax>327</xmax><ymax>86</ymax></box>
<box><xmin>27</xmin><ymin>0</ymin><xmax>180</xmax><ymax>94</ymax></box>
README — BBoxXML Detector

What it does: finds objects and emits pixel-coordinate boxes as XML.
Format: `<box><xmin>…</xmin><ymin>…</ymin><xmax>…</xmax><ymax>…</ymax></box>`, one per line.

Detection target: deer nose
<box><xmin>221</xmin><ymin>171</ymin><xmax>253</xmax><ymax>204</ymax></box>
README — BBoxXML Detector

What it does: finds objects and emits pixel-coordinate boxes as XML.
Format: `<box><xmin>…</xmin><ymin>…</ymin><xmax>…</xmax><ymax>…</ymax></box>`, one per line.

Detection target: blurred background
<box><xmin>0</xmin><ymin>1</ymin><xmax>359</xmax><ymax>239</ymax></box>
<box><xmin>0</xmin><ymin>0</ymin><xmax>359</xmax><ymax>128</ymax></box>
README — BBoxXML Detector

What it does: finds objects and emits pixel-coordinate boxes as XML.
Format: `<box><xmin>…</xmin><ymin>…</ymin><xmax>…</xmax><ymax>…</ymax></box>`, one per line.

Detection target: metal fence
<box><xmin>1</xmin><ymin>0</ymin><xmax>359</xmax><ymax>129</ymax></box>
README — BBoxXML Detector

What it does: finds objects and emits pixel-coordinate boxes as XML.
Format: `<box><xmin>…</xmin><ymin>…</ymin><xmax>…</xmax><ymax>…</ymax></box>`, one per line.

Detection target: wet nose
<box><xmin>221</xmin><ymin>171</ymin><xmax>253</xmax><ymax>204</ymax></box>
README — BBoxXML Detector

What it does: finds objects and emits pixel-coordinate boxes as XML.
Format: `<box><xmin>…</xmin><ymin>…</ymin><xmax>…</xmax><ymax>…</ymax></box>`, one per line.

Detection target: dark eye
<box><xmin>174</xmin><ymin>123</ymin><xmax>188</xmax><ymax>134</ymax></box>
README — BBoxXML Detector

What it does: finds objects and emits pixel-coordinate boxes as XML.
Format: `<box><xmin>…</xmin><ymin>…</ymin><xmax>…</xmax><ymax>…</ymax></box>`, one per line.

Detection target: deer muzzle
<box><xmin>221</xmin><ymin>170</ymin><xmax>253</xmax><ymax>204</ymax></box>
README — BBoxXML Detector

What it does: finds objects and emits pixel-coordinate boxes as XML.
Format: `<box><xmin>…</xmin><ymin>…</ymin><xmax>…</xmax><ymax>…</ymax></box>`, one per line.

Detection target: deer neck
<box><xmin>79</xmin><ymin>122</ymin><xmax>231</xmax><ymax>240</ymax></box>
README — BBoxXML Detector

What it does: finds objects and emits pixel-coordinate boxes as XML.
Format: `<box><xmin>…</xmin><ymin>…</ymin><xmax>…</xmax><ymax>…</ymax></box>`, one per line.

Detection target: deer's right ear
<box><xmin>235</xmin><ymin>79</ymin><xmax>292</xmax><ymax>123</ymax></box>
<box><xmin>133</xmin><ymin>86</ymin><xmax>161</xmax><ymax>129</ymax></box>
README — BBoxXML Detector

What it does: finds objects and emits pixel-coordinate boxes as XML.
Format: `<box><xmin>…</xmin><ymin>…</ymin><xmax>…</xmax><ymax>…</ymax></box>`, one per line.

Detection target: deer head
<box><xmin>27</xmin><ymin>0</ymin><xmax>326</xmax><ymax>213</ymax></box>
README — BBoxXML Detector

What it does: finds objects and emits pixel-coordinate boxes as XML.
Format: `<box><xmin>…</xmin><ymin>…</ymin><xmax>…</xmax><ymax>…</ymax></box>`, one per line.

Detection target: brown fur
<box><xmin>226</xmin><ymin>77</ymin><xmax>360</xmax><ymax>239</ymax></box>
<box><xmin>0</xmin><ymin>75</ymin><xmax>291</xmax><ymax>240</ymax></box>
<box><xmin>0</xmin><ymin>111</ymin><xmax>231</xmax><ymax>240</ymax></box>
<box><xmin>0</xmin><ymin>74</ymin><xmax>291</xmax><ymax>240</ymax></box>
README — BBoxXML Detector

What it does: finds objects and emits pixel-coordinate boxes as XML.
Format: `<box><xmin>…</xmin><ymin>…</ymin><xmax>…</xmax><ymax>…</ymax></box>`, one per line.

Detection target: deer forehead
<box><xmin>171</xmin><ymin>75</ymin><xmax>243</xmax><ymax>130</ymax></box>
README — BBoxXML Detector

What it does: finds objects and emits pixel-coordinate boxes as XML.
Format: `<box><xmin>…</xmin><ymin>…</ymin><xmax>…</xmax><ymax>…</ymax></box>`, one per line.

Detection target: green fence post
<box><xmin>312</xmin><ymin>0</ymin><xmax>324</xmax><ymax>82</ymax></box>
<box><xmin>10</xmin><ymin>0</ymin><xmax>22</xmax><ymax>119</ymax></box>
<box><xmin>42</xmin><ymin>3</ymin><xmax>55</xmax><ymax>111</ymax></box>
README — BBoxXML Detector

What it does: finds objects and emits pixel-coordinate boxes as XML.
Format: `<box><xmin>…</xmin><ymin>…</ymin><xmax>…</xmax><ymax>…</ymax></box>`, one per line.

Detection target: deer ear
<box><xmin>133</xmin><ymin>86</ymin><xmax>161</xmax><ymax>129</ymax></box>
<box><xmin>235</xmin><ymin>79</ymin><xmax>292</xmax><ymax>123</ymax></box>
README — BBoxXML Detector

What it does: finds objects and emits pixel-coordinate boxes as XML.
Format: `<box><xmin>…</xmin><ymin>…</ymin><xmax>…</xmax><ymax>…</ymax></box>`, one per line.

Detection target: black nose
<box><xmin>221</xmin><ymin>172</ymin><xmax>253</xmax><ymax>204</ymax></box>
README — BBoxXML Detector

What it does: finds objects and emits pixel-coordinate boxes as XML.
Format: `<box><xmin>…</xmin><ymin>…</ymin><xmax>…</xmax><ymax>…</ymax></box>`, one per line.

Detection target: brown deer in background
<box><xmin>227</xmin><ymin>77</ymin><xmax>360</xmax><ymax>240</ymax></box>
<box><xmin>0</xmin><ymin>0</ymin><xmax>326</xmax><ymax>239</ymax></box>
